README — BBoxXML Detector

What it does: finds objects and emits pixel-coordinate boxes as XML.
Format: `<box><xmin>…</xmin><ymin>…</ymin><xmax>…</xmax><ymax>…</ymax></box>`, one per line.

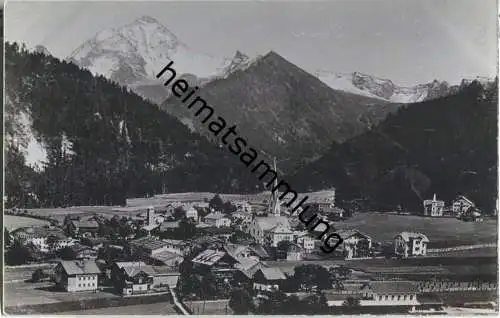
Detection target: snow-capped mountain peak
<box><xmin>68</xmin><ymin>15</ymin><xmax>228</xmax><ymax>85</ymax></box>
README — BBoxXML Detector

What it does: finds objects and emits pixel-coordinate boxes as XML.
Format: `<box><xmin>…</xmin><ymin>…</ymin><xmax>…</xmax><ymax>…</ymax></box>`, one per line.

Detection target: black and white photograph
<box><xmin>3</xmin><ymin>0</ymin><xmax>499</xmax><ymax>315</ymax></box>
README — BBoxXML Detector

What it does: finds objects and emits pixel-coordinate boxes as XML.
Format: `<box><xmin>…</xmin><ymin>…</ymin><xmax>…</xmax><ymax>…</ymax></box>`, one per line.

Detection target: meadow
<box><xmin>4</xmin><ymin>215</ymin><xmax>50</xmax><ymax>231</ymax></box>
<box><xmin>337</xmin><ymin>213</ymin><xmax>498</xmax><ymax>246</ymax></box>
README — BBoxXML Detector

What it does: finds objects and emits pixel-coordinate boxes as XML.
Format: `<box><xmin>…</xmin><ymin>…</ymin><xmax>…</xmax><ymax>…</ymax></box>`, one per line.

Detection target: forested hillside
<box><xmin>289</xmin><ymin>80</ymin><xmax>498</xmax><ymax>213</ymax></box>
<box><xmin>5</xmin><ymin>42</ymin><xmax>261</xmax><ymax>208</ymax></box>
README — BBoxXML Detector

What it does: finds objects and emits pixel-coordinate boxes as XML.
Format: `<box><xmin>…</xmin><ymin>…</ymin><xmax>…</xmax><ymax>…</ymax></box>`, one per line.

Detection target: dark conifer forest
<box><xmin>5</xmin><ymin>42</ymin><xmax>262</xmax><ymax>208</ymax></box>
<box><xmin>5</xmin><ymin>42</ymin><xmax>498</xmax><ymax>213</ymax></box>
<box><xmin>290</xmin><ymin>79</ymin><xmax>498</xmax><ymax>213</ymax></box>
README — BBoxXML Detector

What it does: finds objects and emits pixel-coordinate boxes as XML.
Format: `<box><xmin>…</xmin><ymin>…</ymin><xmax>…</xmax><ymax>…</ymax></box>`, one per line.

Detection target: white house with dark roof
<box><xmin>394</xmin><ymin>232</ymin><xmax>429</xmax><ymax>258</ymax></box>
<box><xmin>54</xmin><ymin>260</ymin><xmax>101</xmax><ymax>292</ymax></box>
<box><xmin>336</xmin><ymin>229</ymin><xmax>373</xmax><ymax>259</ymax></box>
<box><xmin>452</xmin><ymin>195</ymin><xmax>476</xmax><ymax>216</ymax></box>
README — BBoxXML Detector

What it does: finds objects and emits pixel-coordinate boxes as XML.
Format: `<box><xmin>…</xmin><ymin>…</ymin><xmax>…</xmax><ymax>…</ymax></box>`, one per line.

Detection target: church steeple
<box><xmin>269</xmin><ymin>157</ymin><xmax>281</xmax><ymax>216</ymax></box>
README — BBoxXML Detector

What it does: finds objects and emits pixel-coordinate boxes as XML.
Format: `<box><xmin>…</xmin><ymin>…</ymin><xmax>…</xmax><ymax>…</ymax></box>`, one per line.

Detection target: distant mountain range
<box><xmin>8</xmin><ymin>15</ymin><xmax>496</xmax><ymax>211</ymax></box>
<box><xmin>315</xmin><ymin>71</ymin><xmax>494</xmax><ymax>103</ymax></box>
<box><xmin>65</xmin><ymin>16</ymin><xmax>403</xmax><ymax>170</ymax></box>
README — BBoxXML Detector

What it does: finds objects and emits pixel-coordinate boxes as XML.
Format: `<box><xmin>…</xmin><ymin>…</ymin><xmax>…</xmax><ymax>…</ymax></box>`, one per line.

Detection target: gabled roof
<box><xmin>336</xmin><ymin>229</ymin><xmax>372</xmax><ymax>240</ymax></box>
<box><xmin>72</xmin><ymin>220</ymin><xmax>99</xmax><ymax>229</ymax></box>
<box><xmin>255</xmin><ymin>216</ymin><xmax>290</xmax><ymax>232</ymax></box>
<box><xmin>149</xmin><ymin>250</ymin><xmax>184</xmax><ymax>263</ymax></box>
<box><xmin>115</xmin><ymin>261</ymin><xmax>151</xmax><ymax>277</ymax></box>
<box><xmin>204</xmin><ymin>212</ymin><xmax>227</xmax><ymax>220</ymax></box>
<box><xmin>191</xmin><ymin>249</ymin><xmax>226</xmax><ymax>266</ymax></box>
<box><xmin>130</xmin><ymin>237</ymin><xmax>169</xmax><ymax>251</ymax></box>
<box><xmin>395</xmin><ymin>232</ymin><xmax>429</xmax><ymax>242</ymax></box>
<box><xmin>59</xmin><ymin>260</ymin><xmax>101</xmax><ymax>275</ymax></box>
<box><xmin>159</xmin><ymin>221</ymin><xmax>180</xmax><ymax>231</ymax></box>
<box><xmin>361</xmin><ymin>281</ymin><xmax>419</xmax><ymax>294</ymax></box>
<box><xmin>454</xmin><ymin>195</ymin><xmax>475</xmax><ymax>206</ymax></box>
<box><xmin>248</xmin><ymin>244</ymin><xmax>270</xmax><ymax>259</ymax></box>
<box><xmin>256</xmin><ymin>267</ymin><xmax>286</xmax><ymax>281</ymax></box>
<box><xmin>224</xmin><ymin>243</ymin><xmax>251</xmax><ymax>260</ymax></box>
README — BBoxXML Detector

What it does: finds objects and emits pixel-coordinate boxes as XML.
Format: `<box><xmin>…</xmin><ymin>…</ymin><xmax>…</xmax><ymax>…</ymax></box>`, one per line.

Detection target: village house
<box><xmin>53</xmin><ymin>260</ymin><xmax>101</xmax><ymax>292</ymax></box>
<box><xmin>110</xmin><ymin>261</ymin><xmax>180</xmax><ymax>295</ymax></box>
<box><xmin>11</xmin><ymin>226</ymin><xmax>73</xmax><ymax>252</ymax></box>
<box><xmin>161</xmin><ymin>239</ymin><xmax>191</xmax><ymax>256</ymax></box>
<box><xmin>235</xmin><ymin>201</ymin><xmax>252</xmax><ymax>213</ymax></box>
<box><xmin>394</xmin><ymin>232</ymin><xmax>429</xmax><ymax>258</ymax></box>
<box><xmin>286</xmin><ymin>243</ymin><xmax>303</xmax><ymax>261</ymax></box>
<box><xmin>203</xmin><ymin>211</ymin><xmax>232</xmax><ymax>228</ymax></box>
<box><xmin>296</xmin><ymin>233</ymin><xmax>316</xmax><ymax>254</ymax></box>
<box><xmin>191</xmin><ymin>248</ymin><xmax>240</xmax><ymax>283</ymax></box>
<box><xmin>247</xmin><ymin>216</ymin><xmax>294</xmax><ymax>247</ymax></box>
<box><xmin>157</xmin><ymin>220</ymin><xmax>180</xmax><ymax>234</ymax></box>
<box><xmin>423</xmin><ymin>194</ymin><xmax>445</xmax><ymax>217</ymax></box>
<box><xmin>202</xmin><ymin>227</ymin><xmax>233</xmax><ymax>241</ymax></box>
<box><xmin>308</xmin><ymin>189</ymin><xmax>336</xmax><ymax>211</ymax></box>
<box><xmin>185</xmin><ymin>206</ymin><xmax>198</xmax><ymax>221</ymax></box>
<box><xmin>336</xmin><ymin>229</ymin><xmax>373</xmax><ymax>259</ymax></box>
<box><xmin>359</xmin><ymin>281</ymin><xmax>419</xmax><ymax>308</ymax></box>
<box><xmin>70</xmin><ymin>243</ymin><xmax>98</xmax><ymax>260</ymax></box>
<box><xmin>452</xmin><ymin>195</ymin><xmax>476</xmax><ymax>217</ymax></box>
<box><xmin>253</xmin><ymin>267</ymin><xmax>287</xmax><ymax>292</ymax></box>
<box><xmin>68</xmin><ymin>219</ymin><xmax>100</xmax><ymax>237</ymax></box>
<box><xmin>129</xmin><ymin>237</ymin><xmax>185</xmax><ymax>267</ymax></box>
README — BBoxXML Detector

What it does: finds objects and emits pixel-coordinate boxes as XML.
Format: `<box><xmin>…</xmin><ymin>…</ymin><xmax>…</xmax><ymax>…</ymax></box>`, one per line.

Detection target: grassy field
<box><xmin>4</xmin><ymin>215</ymin><xmax>51</xmax><ymax>231</ymax></box>
<box><xmin>4</xmin><ymin>281</ymin><xmax>119</xmax><ymax>307</ymax></box>
<box><xmin>60</xmin><ymin>302</ymin><xmax>178</xmax><ymax>315</ymax></box>
<box><xmin>337</xmin><ymin>213</ymin><xmax>498</xmax><ymax>246</ymax></box>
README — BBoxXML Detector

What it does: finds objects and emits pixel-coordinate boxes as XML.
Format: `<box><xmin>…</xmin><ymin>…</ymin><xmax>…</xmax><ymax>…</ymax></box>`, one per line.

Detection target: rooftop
<box><xmin>192</xmin><ymin>249</ymin><xmax>226</xmax><ymax>266</ymax></box>
<box><xmin>257</xmin><ymin>267</ymin><xmax>287</xmax><ymax>281</ymax></box>
<box><xmin>396</xmin><ymin>232</ymin><xmax>429</xmax><ymax>242</ymax></box>
<box><xmin>361</xmin><ymin>281</ymin><xmax>419</xmax><ymax>294</ymax></box>
<box><xmin>130</xmin><ymin>237</ymin><xmax>169</xmax><ymax>251</ymax></box>
<box><xmin>60</xmin><ymin>260</ymin><xmax>101</xmax><ymax>275</ymax></box>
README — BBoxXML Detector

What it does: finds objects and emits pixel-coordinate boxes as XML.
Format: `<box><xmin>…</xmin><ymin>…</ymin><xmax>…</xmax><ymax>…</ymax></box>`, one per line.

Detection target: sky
<box><xmin>4</xmin><ymin>0</ymin><xmax>498</xmax><ymax>85</ymax></box>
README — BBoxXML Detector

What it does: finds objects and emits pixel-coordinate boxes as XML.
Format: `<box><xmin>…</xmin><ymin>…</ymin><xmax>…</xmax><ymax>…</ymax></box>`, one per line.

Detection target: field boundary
<box><xmin>4</xmin><ymin>292</ymin><xmax>173</xmax><ymax>314</ymax></box>
<box><xmin>428</xmin><ymin>243</ymin><xmax>496</xmax><ymax>253</ymax></box>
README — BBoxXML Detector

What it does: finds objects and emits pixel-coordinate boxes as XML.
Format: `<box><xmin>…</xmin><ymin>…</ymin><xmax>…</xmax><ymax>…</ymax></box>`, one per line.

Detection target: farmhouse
<box><xmin>253</xmin><ymin>267</ymin><xmax>287</xmax><ymax>292</ymax></box>
<box><xmin>110</xmin><ymin>261</ymin><xmax>180</xmax><ymax>295</ymax></box>
<box><xmin>54</xmin><ymin>260</ymin><xmax>101</xmax><ymax>292</ymax></box>
<box><xmin>422</xmin><ymin>194</ymin><xmax>444</xmax><ymax>217</ymax></box>
<box><xmin>394</xmin><ymin>232</ymin><xmax>429</xmax><ymax>258</ymax></box>
<box><xmin>452</xmin><ymin>195</ymin><xmax>476</xmax><ymax>216</ymax></box>
<box><xmin>336</xmin><ymin>229</ymin><xmax>373</xmax><ymax>259</ymax></box>
<box><xmin>203</xmin><ymin>211</ymin><xmax>231</xmax><ymax>228</ymax></box>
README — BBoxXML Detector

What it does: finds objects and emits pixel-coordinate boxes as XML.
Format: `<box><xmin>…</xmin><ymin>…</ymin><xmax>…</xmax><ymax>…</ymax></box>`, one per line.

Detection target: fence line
<box><xmin>427</xmin><ymin>243</ymin><xmax>496</xmax><ymax>253</ymax></box>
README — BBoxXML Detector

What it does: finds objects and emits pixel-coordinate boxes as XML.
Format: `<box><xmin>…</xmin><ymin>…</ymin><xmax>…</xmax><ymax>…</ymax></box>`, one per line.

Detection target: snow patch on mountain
<box><xmin>315</xmin><ymin>71</ymin><xmax>434</xmax><ymax>103</ymax></box>
<box><xmin>9</xmin><ymin>107</ymin><xmax>48</xmax><ymax>169</ymax></box>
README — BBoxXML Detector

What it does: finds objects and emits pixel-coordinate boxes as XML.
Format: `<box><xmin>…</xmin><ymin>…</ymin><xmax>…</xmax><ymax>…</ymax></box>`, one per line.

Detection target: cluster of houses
<box><xmin>9</xmin><ymin>187</ymin><xmax>492</xmax><ymax>313</ymax></box>
<box><xmin>423</xmin><ymin>194</ymin><xmax>483</xmax><ymax>221</ymax></box>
